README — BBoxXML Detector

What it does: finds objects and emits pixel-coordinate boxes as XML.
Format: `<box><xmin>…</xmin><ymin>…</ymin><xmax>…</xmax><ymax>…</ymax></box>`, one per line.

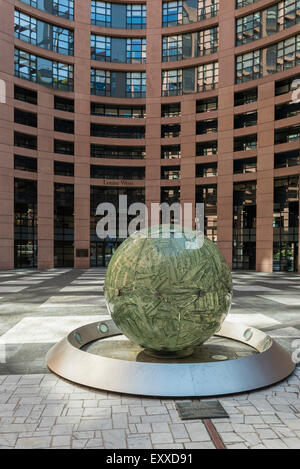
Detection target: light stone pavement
<box><xmin>0</xmin><ymin>268</ymin><xmax>299</xmax><ymax>449</ymax></box>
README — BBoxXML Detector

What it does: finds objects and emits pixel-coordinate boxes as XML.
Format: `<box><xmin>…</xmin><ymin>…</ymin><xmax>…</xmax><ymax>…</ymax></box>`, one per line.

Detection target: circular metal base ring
<box><xmin>46</xmin><ymin>320</ymin><xmax>295</xmax><ymax>397</ymax></box>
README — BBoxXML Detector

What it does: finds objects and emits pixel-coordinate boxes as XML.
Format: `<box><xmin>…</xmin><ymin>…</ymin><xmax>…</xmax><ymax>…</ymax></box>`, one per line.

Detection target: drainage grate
<box><xmin>175</xmin><ymin>400</ymin><xmax>229</xmax><ymax>420</ymax></box>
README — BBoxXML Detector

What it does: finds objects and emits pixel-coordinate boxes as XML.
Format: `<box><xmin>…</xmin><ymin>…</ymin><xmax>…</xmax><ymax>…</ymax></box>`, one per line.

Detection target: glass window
<box><xmin>161</xmin><ymin>165</ymin><xmax>181</xmax><ymax>180</ymax></box>
<box><xmin>91</xmin><ymin>1</ymin><xmax>111</xmax><ymax>26</ymax></box>
<box><xmin>19</xmin><ymin>0</ymin><xmax>74</xmax><ymax>20</ymax></box>
<box><xmin>54</xmin><ymin>96</ymin><xmax>74</xmax><ymax>112</ymax></box>
<box><xmin>54</xmin><ymin>117</ymin><xmax>74</xmax><ymax>134</ymax></box>
<box><xmin>14</xmin><ymin>48</ymin><xmax>73</xmax><ymax>90</ymax></box>
<box><xmin>274</xmin><ymin>150</ymin><xmax>300</xmax><ymax>168</ymax></box>
<box><xmin>14</xmin><ymin>10</ymin><xmax>74</xmax><ymax>55</ymax></box>
<box><xmin>14</xmin><ymin>108</ymin><xmax>37</xmax><ymax>127</ymax></box>
<box><xmin>91</xmin><ymin>124</ymin><xmax>145</xmax><ymax>139</ymax></box>
<box><xmin>91</xmin><ymin>103</ymin><xmax>145</xmax><ymax>118</ymax></box>
<box><xmin>162</xmin><ymin>69</ymin><xmax>182</xmax><ymax>96</ymax></box>
<box><xmin>236</xmin><ymin>34</ymin><xmax>300</xmax><ymax>83</ymax></box>
<box><xmin>161</xmin><ymin>145</ymin><xmax>181</xmax><ymax>159</ymax></box>
<box><xmin>14</xmin><ymin>85</ymin><xmax>37</xmax><ymax>105</ymax></box>
<box><xmin>234</xmin><ymin>134</ymin><xmax>257</xmax><ymax>151</ymax></box>
<box><xmin>161</xmin><ymin>103</ymin><xmax>181</xmax><ymax>117</ymax></box>
<box><xmin>91</xmin><ymin>165</ymin><xmax>145</xmax><ymax>180</ymax></box>
<box><xmin>91</xmin><ymin>35</ymin><xmax>111</xmax><ymax>61</ymax></box>
<box><xmin>196</xmin><ymin>118</ymin><xmax>218</xmax><ymax>134</ymax></box>
<box><xmin>161</xmin><ymin>124</ymin><xmax>181</xmax><ymax>138</ymax></box>
<box><xmin>275</xmin><ymin>101</ymin><xmax>300</xmax><ymax>119</ymax></box>
<box><xmin>197</xmin><ymin>62</ymin><xmax>219</xmax><ymax>91</ymax></box>
<box><xmin>234</xmin><ymin>111</ymin><xmax>257</xmax><ymax>128</ymax></box>
<box><xmin>90</xmin><ymin>69</ymin><xmax>111</xmax><ymax>96</ymax></box>
<box><xmin>196</xmin><ymin>141</ymin><xmax>218</xmax><ymax>155</ymax></box>
<box><xmin>54</xmin><ymin>161</ymin><xmax>74</xmax><ymax>176</ymax></box>
<box><xmin>126</xmin><ymin>38</ymin><xmax>146</xmax><ymax>64</ymax></box>
<box><xmin>196</xmin><ymin>97</ymin><xmax>218</xmax><ymax>112</ymax></box>
<box><xmin>14</xmin><ymin>155</ymin><xmax>37</xmax><ymax>172</ymax></box>
<box><xmin>162</xmin><ymin>0</ymin><xmax>218</xmax><ymax>27</ymax></box>
<box><xmin>275</xmin><ymin>75</ymin><xmax>300</xmax><ymax>95</ymax></box>
<box><xmin>54</xmin><ymin>182</ymin><xmax>74</xmax><ymax>267</ymax></box>
<box><xmin>54</xmin><ymin>139</ymin><xmax>74</xmax><ymax>155</ymax></box>
<box><xmin>196</xmin><ymin>162</ymin><xmax>218</xmax><ymax>177</ymax></box>
<box><xmin>14</xmin><ymin>178</ymin><xmax>37</xmax><ymax>268</ymax></box>
<box><xmin>126</xmin><ymin>4</ymin><xmax>147</xmax><ymax>29</ymax></box>
<box><xmin>234</xmin><ymin>88</ymin><xmax>257</xmax><ymax>106</ymax></box>
<box><xmin>162</xmin><ymin>28</ymin><xmax>218</xmax><ymax>61</ymax></box>
<box><xmin>112</xmin><ymin>3</ymin><xmax>126</xmax><ymax>28</ymax></box>
<box><xmin>275</xmin><ymin>125</ymin><xmax>300</xmax><ymax>144</ymax></box>
<box><xmin>126</xmin><ymin>72</ymin><xmax>146</xmax><ymax>98</ymax></box>
<box><xmin>111</xmin><ymin>38</ymin><xmax>126</xmax><ymax>63</ymax></box>
<box><xmin>91</xmin><ymin>144</ymin><xmax>145</xmax><ymax>159</ymax></box>
<box><xmin>14</xmin><ymin>131</ymin><xmax>37</xmax><ymax>150</ymax></box>
<box><xmin>234</xmin><ymin>157</ymin><xmax>257</xmax><ymax>174</ymax></box>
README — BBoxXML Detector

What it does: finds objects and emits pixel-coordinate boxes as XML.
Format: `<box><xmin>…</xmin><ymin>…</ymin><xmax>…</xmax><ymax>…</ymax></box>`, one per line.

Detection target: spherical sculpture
<box><xmin>104</xmin><ymin>225</ymin><xmax>232</xmax><ymax>357</ymax></box>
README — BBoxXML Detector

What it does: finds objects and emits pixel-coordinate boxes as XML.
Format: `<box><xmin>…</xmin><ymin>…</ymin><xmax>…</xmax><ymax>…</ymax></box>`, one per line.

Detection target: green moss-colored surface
<box><xmin>104</xmin><ymin>225</ymin><xmax>232</xmax><ymax>354</ymax></box>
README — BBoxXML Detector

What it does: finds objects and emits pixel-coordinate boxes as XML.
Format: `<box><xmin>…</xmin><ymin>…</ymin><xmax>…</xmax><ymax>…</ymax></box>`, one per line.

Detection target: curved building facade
<box><xmin>0</xmin><ymin>0</ymin><xmax>299</xmax><ymax>271</ymax></box>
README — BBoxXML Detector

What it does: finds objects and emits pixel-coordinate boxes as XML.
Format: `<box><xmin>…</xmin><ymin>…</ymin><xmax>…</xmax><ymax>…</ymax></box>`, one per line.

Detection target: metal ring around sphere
<box><xmin>46</xmin><ymin>319</ymin><xmax>295</xmax><ymax>397</ymax></box>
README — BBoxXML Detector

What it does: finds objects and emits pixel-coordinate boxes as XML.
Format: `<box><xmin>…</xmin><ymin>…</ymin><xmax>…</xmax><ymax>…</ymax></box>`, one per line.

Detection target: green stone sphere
<box><xmin>104</xmin><ymin>225</ymin><xmax>232</xmax><ymax>357</ymax></box>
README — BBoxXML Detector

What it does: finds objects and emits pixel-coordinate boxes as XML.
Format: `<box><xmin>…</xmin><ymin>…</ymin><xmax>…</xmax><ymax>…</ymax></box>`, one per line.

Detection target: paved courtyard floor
<box><xmin>0</xmin><ymin>269</ymin><xmax>299</xmax><ymax>449</ymax></box>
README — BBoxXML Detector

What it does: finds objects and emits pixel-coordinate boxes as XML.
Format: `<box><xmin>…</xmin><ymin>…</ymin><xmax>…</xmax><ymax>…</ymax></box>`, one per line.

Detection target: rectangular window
<box><xmin>275</xmin><ymin>125</ymin><xmax>300</xmax><ymax>144</ymax></box>
<box><xmin>14</xmin><ymin>10</ymin><xmax>74</xmax><ymax>56</ymax></box>
<box><xmin>54</xmin><ymin>182</ymin><xmax>74</xmax><ymax>267</ymax></box>
<box><xmin>195</xmin><ymin>184</ymin><xmax>217</xmax><ymax>242</ymax></box>
<box><xmin>14</xmin><ymin>85</ymin><xmax>37</xmax><ymax>105</ymax></box>
<box><xmin>14</xmin><ymin>131</ymin><xmax>37</xmax><ymax>150</ymax></box>
<box><xmin>196</xmin><ymin>118</ymin><xmax>218</xmax><ymax>134</ymax></box>
<box><xmin>196</xmin><ymin>97</ymin><xmax>218</xmax><ymax>113</ymax></box>
<box><xmin>54</xmin><ymin>96</ymin><xmax>74</xmax><ymax>113</ymax></box>
<box><xmin>91</xmin><ymin>1</ymin><xmax>112</xmax><ymax>26</ymax></box>
<box><xmin>162</xmin><ymin>28</ymin><xmax>218</xmax><ymax>62</ymax></box>
<box><xmin>275</xmin><ymin>75</ymin><xmax>300</xmax><ymax>95</ymax></box>
<box><xmin>14</xmin><ymin>48</ymin><xmax>73</xmax><ymax>90</ymax></box>
<box><xmin>14</xmin><ymin>178</ymin><xmax>37</xmax><ymax>268</ymax></box>
<box><xmin>91</xmin><ymin>144</ymin><xmax>145</xmax><ymax>159</ymax></box>
<box><xmin>196</xmin><ymin>141</ymin><xmax>218</xmax><ymax>156</ymax></box>
<box><xmin>161</xmin><ymin>145</ymin><xmax>181</xmax><ymax>159</ymax></box>
<box><xmin>162</xmin><ymin>69</ymin><xmax>182</xmax><ymax>96</ymax></box>
<box><xmin>236</xmin><ymin>34</ymin><xmax>300</xmax><ymax>83</ymax></box>
<box><xmin>91</xmin><ymin>103</ymin><xmax>145</xmax><ymax>118</ymax></box>
<box><xmin>91</xmin><ymin>35</ymin><xmax>111</xmax><ymax>61</ymax></box>
<box><xmin>54</xmin><ymin>161</ymin><xmax>74</xmax><ymax>176</ymax></box>
<box><xmin>234</xmin><ymin>134</ymin><xmax>257</xmax><ymax>151</ymax></box>
<box><xmin>234</xmin><ymin>111</ymin><xmax>257</xmax><ymax>129</ymax></box>
<box><xmin>91</xmin><ymin>69</ymin><xmax>111</xmax><ymax>96</ymax></box>
<box><xmin>233</xmin><ymin>180</ymin><xmax>257</xmax><ymax>270</ymax></box>
<box><xmin>91</xmin><ymin>124</ymin><xmax>145</xmax><ymax>139</ymax></box>
<box><xmin>126</xmin><ymin>4</ymin><xmax>147</xmax><ymax>29</ymax></box>
<box><xmin>126</xmin><ymin>72</ymin><xmax>146</xmax><ymax>98</ymax></box>
<box><xmin>19</xmin><ymin>0</ymin><xmax>74</xmax><ymax>20</ymax></box>
<box><xmin>126</xmin><ymin>38</ymin><xmax>146</xmax><ymax>64</ymax></box>
<box><xmin>54</xmin><ymin>139</ymin><xmax>74</xmax><ymax>155</ymax></box>
<box><xmin>234</xmin><ymin>88</ymin><xmax>257</xmax><ymax>106</ymax></box>
<box><xmin>14</xmin><ymin>108</ymin><xmax>37</xmax><ymax>127</ymax></box>
<box><xmin>90</xmin><ymin>165</ymin><xmax>145</xmax><ymax>180</ymax></box>
<box><xmin>54</xmin><ymin>117</ymin><xmax>74</xmax><ymax>134</ymax></box>
<box><xmin>161</xmin><ymin>124</ymin><xmax>181</xmax><ymax>138</ymax></box>
<box><xmin>14</xmin><ymin>155</ymin><xmax>37</xmax><ymax>172</ymax></box>
<box><xmin>197</xmin><ymin>62</ymin><xmax>219</xmax><ymax>91</ymax></box>
<box><xmin>274</xmin><ymin>150</ymin><xmax>300</xmax><ymax>168</ymax></box>
<box><xmin>196</xmin><ymin>162</ymin><xmax>217</xmax><ymax>177</ymax></box>
<box><xmin>275</xmin><ymin>101</ymin><xmax>300</xmax><ymax>120</ymax></box>
<box><xmin>234</xmin><ymin>157</ymin><xmax>257</xmax><ymax>174</ymax></box>
<box><xmin>161</xmin><ymin>103</ymin><xmax>181</xmax><ymax>117</ymax></box>
<box><xmin>161</xmin><ymin>165</ymin><xmax>181</xmax><ymax>180</ymax></box>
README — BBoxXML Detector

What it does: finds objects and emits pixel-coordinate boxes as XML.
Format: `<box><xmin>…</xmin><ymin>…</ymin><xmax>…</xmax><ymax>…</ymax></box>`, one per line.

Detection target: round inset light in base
<box><xmin>98</xmin><ymin>322</ymin><xmax>109</xmax><ymax>334</ymax></box>
<box><xmin>243</xmin><ymin>328</ymin><xmax>253</xmax><ymax>341</ymax></box>
<box><xmin>74</xmin><ymin>332</ymin><xmax>83</xmax><ymax>344</ymax></box>
<box><xmin>46</xmin><ymin>319</ymin><xmax>296</xmax><ymax>397</ymax></box>
<box><xmin>212</xmin><ymin>355</ymin><xmax>228</xmax><ymax>361</ymax></box>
